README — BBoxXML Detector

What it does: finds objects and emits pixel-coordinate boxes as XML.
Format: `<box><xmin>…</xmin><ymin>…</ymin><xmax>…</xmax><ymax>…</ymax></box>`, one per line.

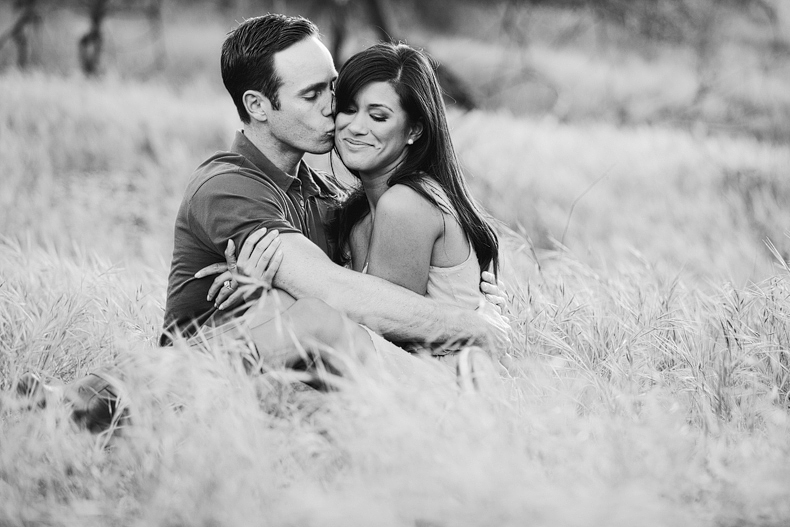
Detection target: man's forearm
<box><xmin>273</xmin><ymin>234</ymin><xmax>490</xmax><ymax>345</ymax></box>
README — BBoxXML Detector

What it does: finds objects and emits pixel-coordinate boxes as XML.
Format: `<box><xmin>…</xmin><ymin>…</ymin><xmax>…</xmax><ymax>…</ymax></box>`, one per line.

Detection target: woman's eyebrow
<box><xmin>367</xmin><ymin>103</ymin><xmax>393</xmax><ymax>112</ymax></box>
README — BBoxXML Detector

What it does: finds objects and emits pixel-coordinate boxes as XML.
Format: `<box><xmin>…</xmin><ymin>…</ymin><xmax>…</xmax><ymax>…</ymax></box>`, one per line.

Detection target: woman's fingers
<box><xmin>195</xmin><ymin>262</ymin><xmax>229</xmax><ymax>279</ymax></box>
<box><xmin>238</xmin><ymin>228</ymin><xmax>268</xmax><ymax>264</ymax></box>
<box><xmin>253</xmin><ymin>236</ymin><xmax>281</xmax><ymax>277</ymax></box>
<box><xmin>218</xmin><ymin>289</ymin><xmax>245</xmax><ymax>311</ymax></box>
<box><xmin>260</xmin><ymin>248</ymin><xmax>284</xmax><ymax>288</ymax></box>
<box><xmin>240</xmin><ymin>229</ymin><xmax>279</xmax><ymax>278</ymax></box>
<box><xmin>207</xmin><ymin>270</ymin><xmax>233</xmax><ymax>301</ymax></box>
<box><xmin>224</xmin><ymin>239</ymin><xmax>237</xmax><ymax>269</ymax></box>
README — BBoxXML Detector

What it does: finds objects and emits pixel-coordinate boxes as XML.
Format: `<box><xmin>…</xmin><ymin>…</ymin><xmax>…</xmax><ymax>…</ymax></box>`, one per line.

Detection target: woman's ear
<box><xmin>408</xmin><ymin>120</ymin><xmax>424</xmax><ymax>144</ymax></box>
<box><xmin>243</xmin><ymin>90</ymin><xmax>270</xmax><ymax>123</ymax></box>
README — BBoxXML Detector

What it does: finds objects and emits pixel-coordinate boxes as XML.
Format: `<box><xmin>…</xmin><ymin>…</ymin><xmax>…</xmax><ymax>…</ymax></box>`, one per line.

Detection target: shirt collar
<box><xmin>230</xmin><ymin>131</ymin><xmax>324</xmax><ymax>198</ymax></box>
<box><xmin>230</xmin><ymin>131</ymin><xmax>294</xmax><ymax>192</ymax></box>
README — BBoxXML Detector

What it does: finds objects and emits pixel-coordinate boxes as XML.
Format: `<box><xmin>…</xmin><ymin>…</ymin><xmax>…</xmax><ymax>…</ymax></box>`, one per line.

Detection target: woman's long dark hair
<box><xmin>332</xmin><ymin>42</ymin><xmax>499</xmax><ymax>275</ymax></box>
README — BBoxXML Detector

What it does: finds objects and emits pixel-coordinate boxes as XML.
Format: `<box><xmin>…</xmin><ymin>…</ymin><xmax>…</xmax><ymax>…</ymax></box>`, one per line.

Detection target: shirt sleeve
<box><xmin>188</xmin><ymin>171</ymin><xmax>301</xmax><ymax>256</ymax></box>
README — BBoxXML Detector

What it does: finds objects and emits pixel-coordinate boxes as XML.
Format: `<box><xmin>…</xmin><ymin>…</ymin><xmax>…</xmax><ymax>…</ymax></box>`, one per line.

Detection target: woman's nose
<box><xmin>347</xmin><ymin>113</ymin><xmax>366</xmax><ymax>135</ymax></box>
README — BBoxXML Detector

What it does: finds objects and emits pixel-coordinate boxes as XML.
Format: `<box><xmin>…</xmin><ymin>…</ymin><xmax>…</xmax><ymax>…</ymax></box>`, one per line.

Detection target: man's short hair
<box><xmin>221</xmin><ymin>14</ymin><xmax>319</xmax><ymax>123</ymax></box>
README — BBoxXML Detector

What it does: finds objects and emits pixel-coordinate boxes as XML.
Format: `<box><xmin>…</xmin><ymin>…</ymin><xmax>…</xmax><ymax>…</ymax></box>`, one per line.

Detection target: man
<box><xmin>161</xmin><ymin>14</ymin><xmax>500</xmax><ymax>369</ymax></box>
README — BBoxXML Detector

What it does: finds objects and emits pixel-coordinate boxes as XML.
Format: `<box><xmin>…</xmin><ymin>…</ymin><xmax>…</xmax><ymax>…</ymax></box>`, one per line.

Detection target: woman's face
<box><xmin>335</xmin><ymin>81</ymin><xmax>418</xmax><ymax>178</ymax></box>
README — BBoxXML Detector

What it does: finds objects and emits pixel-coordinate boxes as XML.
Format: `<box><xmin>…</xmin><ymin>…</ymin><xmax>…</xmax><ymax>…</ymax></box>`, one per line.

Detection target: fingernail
<box><xmin>219</xmin><ymin>302</ymin><xmax>227</xmax><ymax>310</ymax></box>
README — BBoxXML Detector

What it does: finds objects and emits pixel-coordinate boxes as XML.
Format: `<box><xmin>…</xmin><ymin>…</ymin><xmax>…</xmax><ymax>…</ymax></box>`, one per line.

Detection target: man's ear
<box><xmin>243</xmin><ymin>90</ymin><xmax>271</xmax><ymax>123</ymax></box>
<box><xmin>409</xmin><ymin>120</ymin><xmax>424</xmax><ymax>143</ymax></box>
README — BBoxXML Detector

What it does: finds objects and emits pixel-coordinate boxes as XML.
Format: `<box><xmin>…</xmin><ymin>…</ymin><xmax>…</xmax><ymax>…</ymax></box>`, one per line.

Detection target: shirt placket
<box><xmin>291</xmin><ymin>180</ymin><xmax>311</xmax><ymax>238</ymax></box>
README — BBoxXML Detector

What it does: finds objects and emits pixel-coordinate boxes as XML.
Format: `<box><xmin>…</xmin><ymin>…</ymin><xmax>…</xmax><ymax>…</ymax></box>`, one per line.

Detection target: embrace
<box><xmin>19</xmin><ymin>13</ymin><xmax>510</xmax><ymax>427</ymax></box>
<box><xmin>160</xmin><ymin>13</ymin><xmax>509</xmax><ymax>380</ymax></box>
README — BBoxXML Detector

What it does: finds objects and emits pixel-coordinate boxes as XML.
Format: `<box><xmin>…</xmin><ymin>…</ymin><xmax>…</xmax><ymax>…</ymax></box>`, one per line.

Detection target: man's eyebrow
<box><xmin>297</xmin><ymin>81</ymin><xmax>331</xmax><ymax>95</ymax></box>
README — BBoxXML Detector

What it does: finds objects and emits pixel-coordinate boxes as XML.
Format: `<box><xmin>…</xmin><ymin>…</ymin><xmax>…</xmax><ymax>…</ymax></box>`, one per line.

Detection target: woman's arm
<box><xmin>364</xmin><ymin>185</ymin><xmax>444</xmax><ymax>295</ymax></box>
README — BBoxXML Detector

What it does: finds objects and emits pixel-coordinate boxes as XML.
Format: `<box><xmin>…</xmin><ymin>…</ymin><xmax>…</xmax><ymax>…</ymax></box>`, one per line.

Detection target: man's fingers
<box><xmin>480</xmin><ymin>281</ymin><xmax>499</xmax><ymax>294</ymax></box>
<box><xmin>485</xmin><ymin>294</ymin><xmax>506</xmax><ymax>313</ymax></box>
<box><xmin>207</xmin><ymin>270</ymin><xmax>233</xmax><ymax>301</ymax></box>
<box><xmin>238</xmin><ymin>227</ymin><xmax>268</xmax><ymax>263</ymax></box>
<box><xmin>195</xmin><ymin>262</ymin><xmax>228</xmax><ymax>279</ymax></box>
<box><xmin>486</xmin><ymin>293</ymin><xmax>505</xmax><ymax>306</ymax></box>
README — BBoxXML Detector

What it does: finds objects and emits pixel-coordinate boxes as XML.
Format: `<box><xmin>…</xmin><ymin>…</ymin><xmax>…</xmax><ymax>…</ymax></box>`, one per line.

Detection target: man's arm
<box><xmin>273</xmin><ymin>232</ymin><xmax>491</xmax><ymax>345</ymax></box>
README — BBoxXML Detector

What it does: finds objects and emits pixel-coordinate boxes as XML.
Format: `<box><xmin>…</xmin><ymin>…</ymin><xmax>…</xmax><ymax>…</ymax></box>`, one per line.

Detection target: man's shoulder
<box><xmin>186</xmin><ymin>151</ymin><xmax>278</xmax><ymax>200</ymax></box>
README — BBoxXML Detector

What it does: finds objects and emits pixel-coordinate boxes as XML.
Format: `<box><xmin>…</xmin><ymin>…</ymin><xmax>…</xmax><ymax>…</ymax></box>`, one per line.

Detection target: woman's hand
<box><xmin>479</xmin><ymin>271</ymin><xmax>508</xmax><ymax>314</ymax></box>
<box><xmin>194</xmin><ymin>228</ymin><xmax>283</xmax><ymax>310</ymax></box>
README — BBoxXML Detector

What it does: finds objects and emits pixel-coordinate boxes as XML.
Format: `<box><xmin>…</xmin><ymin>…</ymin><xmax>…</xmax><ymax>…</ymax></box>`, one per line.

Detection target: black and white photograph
<box><xmin>1</xmin><ymin>0</ymin><xmax>789</xmax><ymax>525</ymax></box>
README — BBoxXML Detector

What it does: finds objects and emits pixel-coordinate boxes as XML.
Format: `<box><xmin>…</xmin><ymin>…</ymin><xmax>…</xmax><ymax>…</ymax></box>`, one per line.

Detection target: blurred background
<box><xmin>1</xmin><ymin>0</ymin><xmax>789</xmax><ymax>285</ymax></box>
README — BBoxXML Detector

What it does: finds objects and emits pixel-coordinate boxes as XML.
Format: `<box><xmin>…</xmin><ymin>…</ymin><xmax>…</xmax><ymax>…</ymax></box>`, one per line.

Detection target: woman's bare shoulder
<box><xmin>376</xmin><ymin>184</ymin><xmax>444</xmax><ymax>236</ymax></box>
<box><xmin>379</xmin><ymin>181</ymin><xmax>446</xmax><ymax>216</ymax></box>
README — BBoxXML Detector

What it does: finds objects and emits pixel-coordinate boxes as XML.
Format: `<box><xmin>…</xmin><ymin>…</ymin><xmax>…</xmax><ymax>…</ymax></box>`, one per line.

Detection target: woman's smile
<box><xmin>334</xmin><ymin>81</ymin><xmax>418</xmax><ymax>178</ymax></box>
<box><xmin>342</xmin><ymin>137</ymin><xmax>373</xmax><ymax>149</ymax></box>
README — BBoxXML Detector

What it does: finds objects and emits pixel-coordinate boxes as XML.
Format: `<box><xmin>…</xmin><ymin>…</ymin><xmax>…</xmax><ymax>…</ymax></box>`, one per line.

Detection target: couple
<box><xmin>17</xmin><ymin>13</ymin><xmax>509</xmax><ymax>425</ymax></box>
<box><xmin>161</xmin><ymin>13</ymin><xmax>509</xmax><ymax>383</ymax></box>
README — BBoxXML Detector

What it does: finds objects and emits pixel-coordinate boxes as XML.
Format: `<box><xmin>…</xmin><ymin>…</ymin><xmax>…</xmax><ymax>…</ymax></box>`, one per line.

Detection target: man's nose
<box><xmin>322</xmin><ymin>91</ymin><xmax>334</xmax><ymax>118</ymax></box>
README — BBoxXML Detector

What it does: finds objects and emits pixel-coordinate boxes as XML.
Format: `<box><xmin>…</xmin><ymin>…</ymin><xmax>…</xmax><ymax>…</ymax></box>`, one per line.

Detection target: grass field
<box><xmin>1</xmin><ymin>3</ymin><xmax>790</xmax><ymax>526</ymax></box>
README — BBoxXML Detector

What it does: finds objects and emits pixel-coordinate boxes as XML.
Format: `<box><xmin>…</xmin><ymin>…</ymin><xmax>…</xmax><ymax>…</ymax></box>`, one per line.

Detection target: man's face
<box><xmin>267</xmin><ymin>37</ymin><xmax>337</xmax><ymax>155</ymax></box>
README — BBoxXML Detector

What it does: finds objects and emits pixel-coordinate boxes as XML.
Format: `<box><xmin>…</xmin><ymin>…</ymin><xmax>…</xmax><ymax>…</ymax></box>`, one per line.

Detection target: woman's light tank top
<box><xmin>425</xmin><ymin>245</ymin><xmax>484</xmax><ymax>310</ymax></box>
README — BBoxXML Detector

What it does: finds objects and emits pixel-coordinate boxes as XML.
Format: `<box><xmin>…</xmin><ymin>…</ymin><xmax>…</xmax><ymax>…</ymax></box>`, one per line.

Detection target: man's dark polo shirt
<box><xmin>161</xmin><ymin>131</ymin><xmax>345</xmax><ymax>342</ymax></box>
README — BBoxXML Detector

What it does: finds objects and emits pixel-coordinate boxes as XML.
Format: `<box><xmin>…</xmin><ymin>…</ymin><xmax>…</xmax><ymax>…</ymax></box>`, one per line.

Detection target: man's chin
<box><xmin>305</xmin><ymin>139</ymin><xmax>335</xmax><ymax>155</ymax></box>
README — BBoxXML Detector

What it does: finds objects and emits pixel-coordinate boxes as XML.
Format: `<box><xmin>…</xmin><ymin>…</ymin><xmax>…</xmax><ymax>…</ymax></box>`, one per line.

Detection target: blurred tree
<box><xmin>0</xmin><ymin>0</ymin><xmax>165</xmax><ymax>75</ymax></box>
<box><xmin>78</xmin><ymin>0</ymin><xmax>108</xmax><ymax>75</ymax></box>
<box><xmin>78</xmin><ymin>0</ymin><xmax>166</xmax><ymax>76</ymax></box>
<box><xmin>0</xmin><ymin>0</ymin><xmax>43</xmax><ymax>68</ymax></box>
<box><xmin>320</xmin><ymin>0</ymin><xmax>478</xmax><ymax>109</ymax></box>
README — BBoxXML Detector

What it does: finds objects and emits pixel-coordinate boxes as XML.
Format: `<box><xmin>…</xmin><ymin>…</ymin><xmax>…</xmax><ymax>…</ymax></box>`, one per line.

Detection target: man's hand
<box><xmin>480</xmin><ymin>271</ymin><xmax>508</xmax><ymax>314</ymax></box>
<box><xmin>195</xmin><ymin>228</ymin><xmax>283</xmax><ymax>310</ymax></box>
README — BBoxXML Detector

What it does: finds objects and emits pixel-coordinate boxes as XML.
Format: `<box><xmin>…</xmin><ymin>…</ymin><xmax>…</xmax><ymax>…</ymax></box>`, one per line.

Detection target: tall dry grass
<box><xmin>2</xmin><ymin>5</ymin><xmax>790</xmax><ymax>525</ymax></box>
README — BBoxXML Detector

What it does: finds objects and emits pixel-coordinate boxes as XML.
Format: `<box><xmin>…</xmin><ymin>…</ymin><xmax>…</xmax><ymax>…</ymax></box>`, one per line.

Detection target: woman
<box><xmin>331</xmin><ymin>43</ymin><xmax>501</xmax><ymax>321</ymax></box>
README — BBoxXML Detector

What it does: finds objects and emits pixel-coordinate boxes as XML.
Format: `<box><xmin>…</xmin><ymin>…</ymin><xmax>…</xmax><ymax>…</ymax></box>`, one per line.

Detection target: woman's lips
<box><xmin>342</xmin><ymin>137</ymin><xmax>372</xmax><ymax>148</ymax></box>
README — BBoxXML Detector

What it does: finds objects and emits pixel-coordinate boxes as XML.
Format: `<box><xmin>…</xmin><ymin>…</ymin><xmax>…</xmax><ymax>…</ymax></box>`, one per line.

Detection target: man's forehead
<box><xmin>274</xmin><ymin>37</ymin><xmax>336</xmax><ymax>89</ymax></box>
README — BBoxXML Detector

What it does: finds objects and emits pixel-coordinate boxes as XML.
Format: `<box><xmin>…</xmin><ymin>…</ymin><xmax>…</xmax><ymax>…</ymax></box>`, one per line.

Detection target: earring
<box><xmin>407</xmin><ymin>139</ymin><xmax>414</xmax><ymax>145</ymax></box>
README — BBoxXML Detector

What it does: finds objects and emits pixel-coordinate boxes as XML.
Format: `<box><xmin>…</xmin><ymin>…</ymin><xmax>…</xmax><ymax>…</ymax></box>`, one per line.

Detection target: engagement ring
<box><xmin>223</xmin><ymin>280</ymin><xmax>233</xmax><ymax>290</ymax></box>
